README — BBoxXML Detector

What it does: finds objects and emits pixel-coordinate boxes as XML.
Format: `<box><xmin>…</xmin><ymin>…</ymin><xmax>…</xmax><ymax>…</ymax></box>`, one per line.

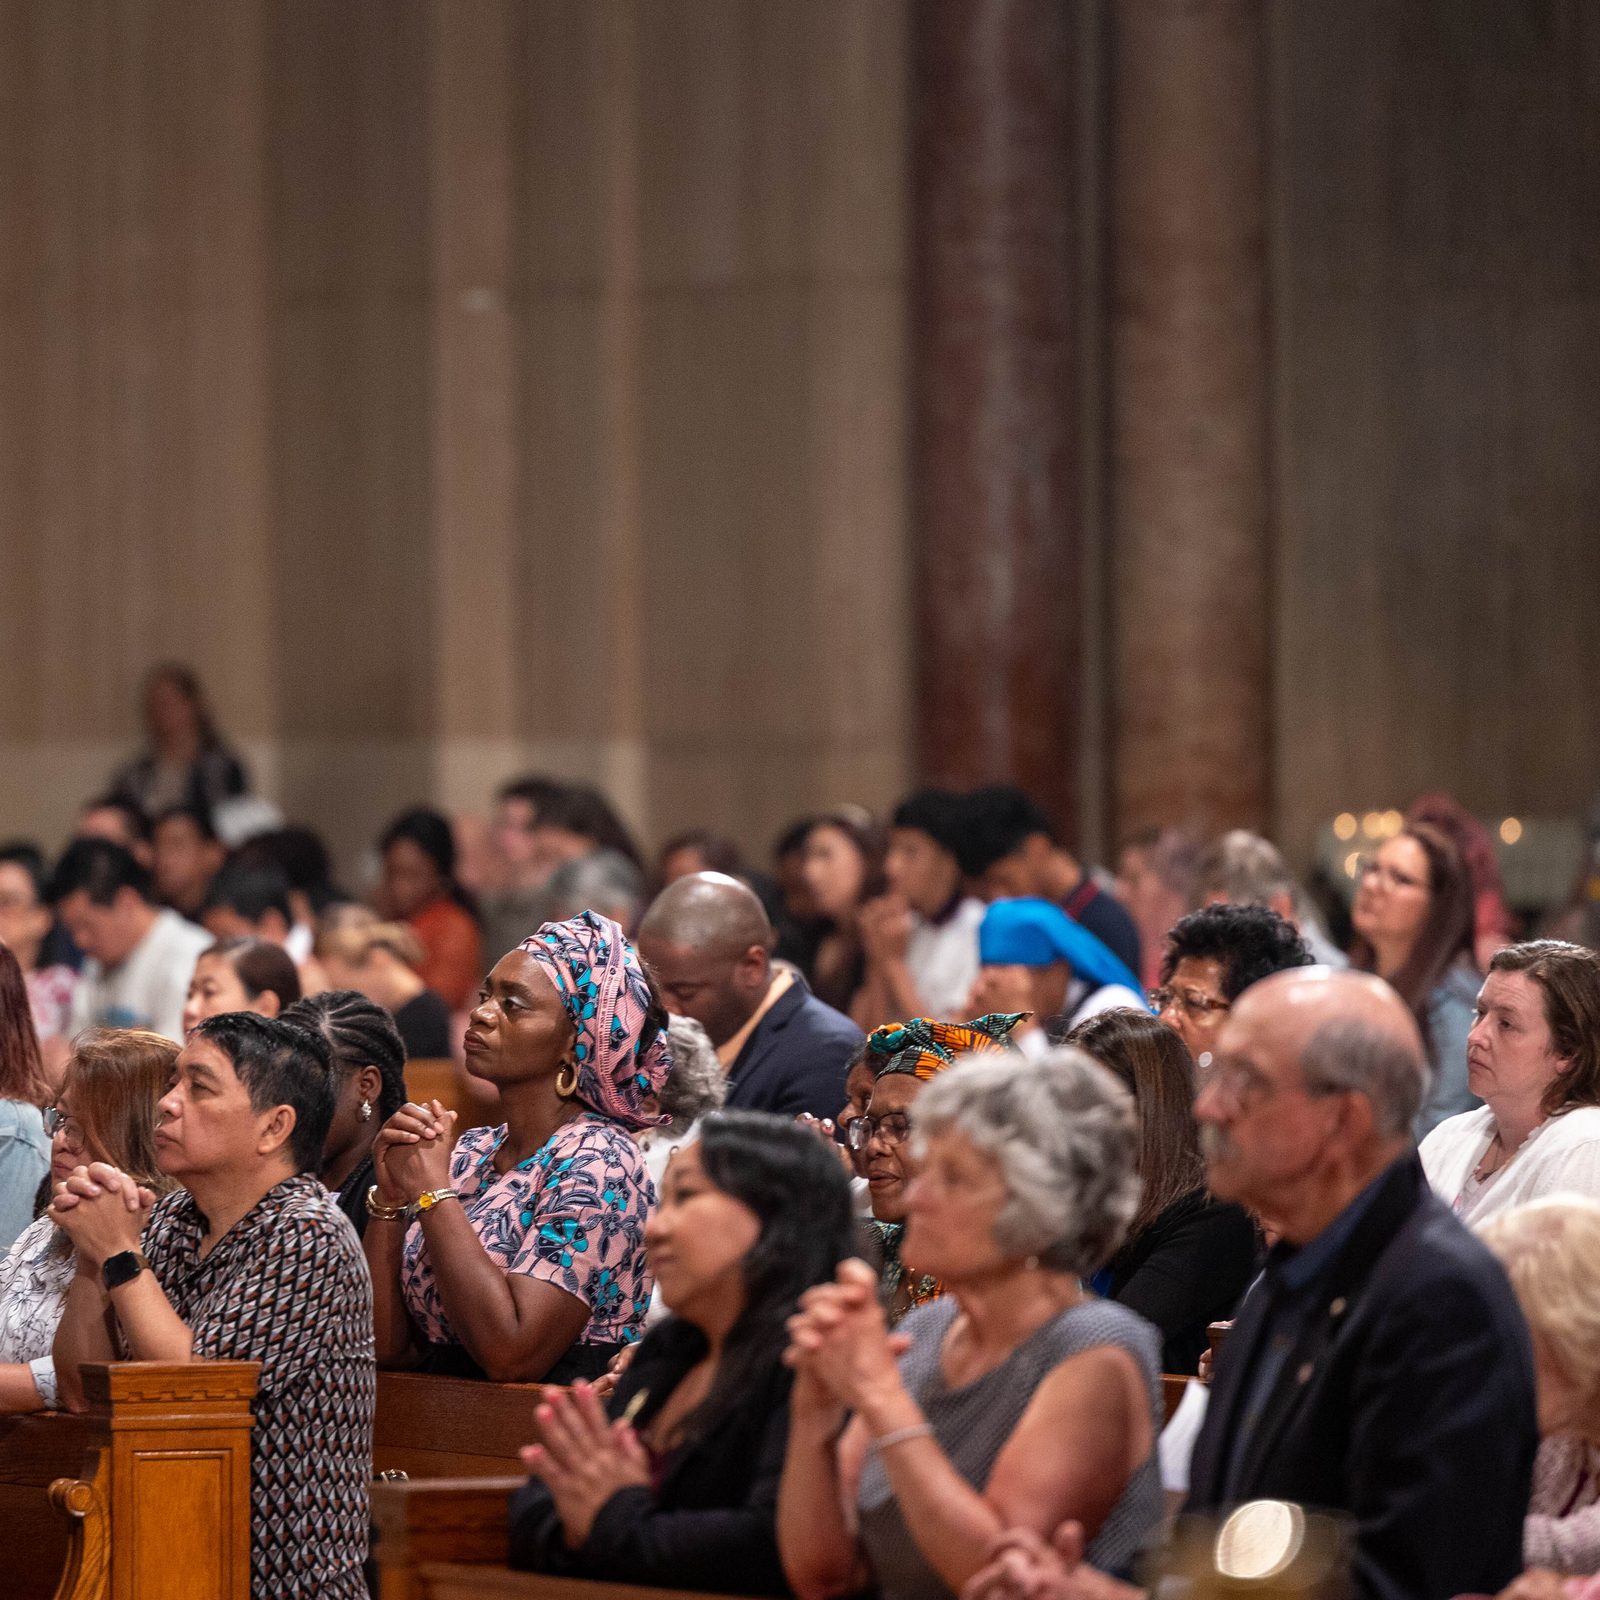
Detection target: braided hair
<box><xmin>281</xmin><ymin>989</ymin><xmax>408</xmax><ymax>1120</ymax></box>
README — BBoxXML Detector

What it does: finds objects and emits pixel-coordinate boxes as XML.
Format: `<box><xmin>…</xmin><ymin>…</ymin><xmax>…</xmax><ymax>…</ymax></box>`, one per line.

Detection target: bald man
<box><xmin>1184</xmin><ymin>967</ymin><xmax>1535</xmax><ymax>1600</ymax></box>
<box><xmin>637</xmin><ymin>872</ymin><xmax>863</xmax><ymax>1120</ymax></box>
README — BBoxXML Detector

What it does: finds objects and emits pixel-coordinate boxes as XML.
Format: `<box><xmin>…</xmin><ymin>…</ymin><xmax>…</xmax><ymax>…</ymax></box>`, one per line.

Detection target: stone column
<box><xmin>910</xmin><ymin>0</ymin><xmax>1079</xmax><ymax>832</ymax></box>
<box><xmin>1108</xmin><ymin>0</ymin><xmax>1274</xmax><ymax>840</ymax></box>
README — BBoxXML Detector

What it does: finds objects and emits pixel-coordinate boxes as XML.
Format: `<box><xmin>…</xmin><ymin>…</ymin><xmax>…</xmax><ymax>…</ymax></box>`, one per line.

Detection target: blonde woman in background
<box><xmin>1479</xmin><ymin>1198</ymin><xmax>1600</xmax><ymax>1599</ymax></box>
<box><xmin>318</xmin><ymin>920</ymin><xmax>454</xmax><ymax>1060</ymax></box>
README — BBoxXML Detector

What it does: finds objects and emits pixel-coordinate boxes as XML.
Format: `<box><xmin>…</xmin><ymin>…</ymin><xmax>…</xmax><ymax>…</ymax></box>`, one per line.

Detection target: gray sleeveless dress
<box><xmin>856</xmin><ymin>1295</ymin><xmax>1164</xmax><ymax>1599</ymax></box>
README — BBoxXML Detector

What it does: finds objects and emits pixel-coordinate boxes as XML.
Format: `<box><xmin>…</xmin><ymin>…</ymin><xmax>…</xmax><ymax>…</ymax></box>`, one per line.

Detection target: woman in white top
<box><xmin>1421</xmin><ymin>941</ymin><xmax>1600</xmax><ymax>1226</ymax></box>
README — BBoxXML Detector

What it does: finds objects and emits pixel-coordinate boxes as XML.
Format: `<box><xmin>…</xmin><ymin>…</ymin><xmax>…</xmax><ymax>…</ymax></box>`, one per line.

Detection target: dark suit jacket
<box><xmin>1186</xmin><ymin>1156</ymin><xmax>1536</xmax><ymax>1600</ymax></box>
<box><xmin>507</xmin><ymin>1320</ymin><xmax>792</xmax><ymax>1596</ymax></box>
<box><xmin>724</xmin><ymin>972</ymin><xmax>863</xmax><ymax>1120</ymax></box>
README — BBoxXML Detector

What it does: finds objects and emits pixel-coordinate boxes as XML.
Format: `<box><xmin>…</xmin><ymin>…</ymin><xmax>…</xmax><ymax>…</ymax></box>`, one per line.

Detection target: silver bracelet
<box><xmin>873</xmin><ymin>1422</ymin><xmax>934</xmax><ymax>1452</ymax></box>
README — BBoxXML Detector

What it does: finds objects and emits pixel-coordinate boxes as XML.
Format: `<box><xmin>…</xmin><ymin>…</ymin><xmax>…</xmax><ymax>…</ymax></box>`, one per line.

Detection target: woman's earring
<box><xmin>359</xmin><ymin>1099</ymin><xmax>373</xmax><ymax>1122</ymax></box>
<box><xmin>555</xmin><ymin>1061</ymin><xmax>580</xmax><ymax>1098</ymax></box>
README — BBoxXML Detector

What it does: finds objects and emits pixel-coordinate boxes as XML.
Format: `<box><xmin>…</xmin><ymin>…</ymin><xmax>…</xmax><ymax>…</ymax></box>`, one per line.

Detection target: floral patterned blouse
<box><xmin>0</xmin><ymin>1214</ymin><xmax>73</xmax><ymax>1408</ymax></box>
<box><xmin>400</xmin><ymin>1113</ymin><xmax>655</xmax><ymax>1350</ymax></box>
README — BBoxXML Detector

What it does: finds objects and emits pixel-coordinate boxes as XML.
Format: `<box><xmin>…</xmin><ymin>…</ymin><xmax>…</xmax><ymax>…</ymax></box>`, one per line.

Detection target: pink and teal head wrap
<box><xmin>519</xmin><ymin>910</ymin><xmax>671</xmax><ymax>1130</ymax></box>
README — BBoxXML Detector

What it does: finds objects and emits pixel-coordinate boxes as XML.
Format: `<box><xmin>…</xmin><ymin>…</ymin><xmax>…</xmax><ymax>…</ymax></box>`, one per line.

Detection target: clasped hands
<box><xmin>783</xmin><ymin>1258</ymin><xmax>912</xmax><ymax>1423</ymax></box>
<box><xmin>520</xmin><ymin>1381</ymin><xmax>651</xmax><ymax>1548</ymax></box>
<box><xmin>372</xmin><ymin>1098</ymin><xmax>459</xmax><ymax>1207</ymax></box>
<box><xmin>47</xmin><ymin>1162</ymin><xmax>155</xmax><ymax>1271</ymax></box>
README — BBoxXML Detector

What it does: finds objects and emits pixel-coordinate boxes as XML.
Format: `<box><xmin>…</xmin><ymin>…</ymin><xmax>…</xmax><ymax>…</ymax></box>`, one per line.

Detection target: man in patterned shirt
<box><xmin>51</xmin><ymin>1012</ymin><xmax>375</xmax><ymax>1600</ymax></box>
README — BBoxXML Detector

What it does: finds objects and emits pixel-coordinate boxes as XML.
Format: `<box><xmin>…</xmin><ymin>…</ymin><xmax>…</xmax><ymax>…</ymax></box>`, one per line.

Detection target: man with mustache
<box><xmin>966</xmin><ymin>967</ymin><xmax>1538</xmax><ymax>1600</ymax></box>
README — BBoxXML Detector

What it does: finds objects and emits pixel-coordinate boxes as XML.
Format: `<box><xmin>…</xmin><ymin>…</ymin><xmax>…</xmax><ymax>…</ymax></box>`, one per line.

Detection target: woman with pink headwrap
<box><xmin>365</xmin><ymin>910</ymin><xmax>671</xmax><ymax>1383</ymax></box>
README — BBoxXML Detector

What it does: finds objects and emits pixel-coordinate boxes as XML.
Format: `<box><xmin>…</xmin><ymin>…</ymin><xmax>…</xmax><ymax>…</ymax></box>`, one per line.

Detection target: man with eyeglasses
<box><xmin>1152</xmin><ymin>904</ymin><xmax>1314</xmax><ymax>1068</ymax></box>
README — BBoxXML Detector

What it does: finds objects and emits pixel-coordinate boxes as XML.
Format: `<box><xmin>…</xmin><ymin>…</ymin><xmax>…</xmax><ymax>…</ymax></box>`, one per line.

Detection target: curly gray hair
<box><xmin>912</xmin><ymin>1046</ymin><xmax>1141</xmax><ymax>1277</ymax></box>
<box><xmin>659</xmin><ymin>1014</ymin><xmax>727</xmax><ymax>1129</ymax></box>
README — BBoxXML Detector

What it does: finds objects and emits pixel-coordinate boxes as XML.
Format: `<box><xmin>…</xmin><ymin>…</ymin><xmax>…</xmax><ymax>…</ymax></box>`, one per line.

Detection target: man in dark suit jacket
<box><xmin>960</xmin><ymin>968</ymin><xmax>1536</xmax><ymax>1600</ymax></box>
<box><xmin>639</xmin><ymin>872</ymin><xmax>863</xmax><ymax>1120</ymax></box>
<box><xmin>1186</xmin><ymin>968</ymin><xmax>1536</xmax><ymax>1600</ymax></box>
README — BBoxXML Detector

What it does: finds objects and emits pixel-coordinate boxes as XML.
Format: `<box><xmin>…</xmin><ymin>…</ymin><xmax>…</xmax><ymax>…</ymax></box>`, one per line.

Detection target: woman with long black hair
<box><xmin>507</xmin><ymin>1111</ymin><xmax>855</xmax><ymax>1595</ymax></box>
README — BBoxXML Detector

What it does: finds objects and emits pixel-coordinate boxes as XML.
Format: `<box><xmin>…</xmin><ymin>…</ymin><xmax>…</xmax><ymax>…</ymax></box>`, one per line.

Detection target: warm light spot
<box><xmin>1344</xmin><ymin>851</ymin><xmax>1362</xmax><ymax>878</ymax></box>
<box><xmin>1361</xmin><ymin>812</ymin><xmax>1384</xmax><ymax>838</ymax></box>
<box><xmin>1381</xmin><ymin>809</ymin><xmax>1404</xmax><ymax>835</ymax></box>
<box><xmin>1500</xmin><ymin>818</ymin><xmax>1523</xmax><ymax>846</ymax></box>
<box><xmin>1334</xmin><ymin>813</ymin><xmax>1357</xmax><ymax>841</ymax></box>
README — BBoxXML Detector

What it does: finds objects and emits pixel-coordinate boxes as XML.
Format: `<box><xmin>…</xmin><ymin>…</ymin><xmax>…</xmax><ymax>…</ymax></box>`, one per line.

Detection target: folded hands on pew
<box><xmin>520</xmin><ymin>1380</ymin><xmax>651</xmax><ymax>1548</ymax></box>
<box><xmin>48</xmin><ymin>1163</ymin><xmax>156</xmax><ymax>1265</ymax></box>
<box><xmin>961</xmin><ymin>1524</ymin><xmax>1141</xmax><ymax>1600</ymax></box>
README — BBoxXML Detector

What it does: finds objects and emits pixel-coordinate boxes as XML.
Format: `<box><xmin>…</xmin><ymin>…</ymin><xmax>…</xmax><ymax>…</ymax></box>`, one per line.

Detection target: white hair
<box><xmin>659</xmin><ymin>1014</ymin><xmax>727</xmax><ymax>1129</ymax></box>
<box><xmin>913</xmin><ymin>1046</ymin><xmax>1141</xmax><ymax>1276</ymax></box>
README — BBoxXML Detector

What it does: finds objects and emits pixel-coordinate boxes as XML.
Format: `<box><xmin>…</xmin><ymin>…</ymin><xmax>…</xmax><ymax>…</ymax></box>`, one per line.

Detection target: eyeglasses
<box><xmin>846</xmin><ymin>1111</ymin><xmax>913</xmax><ymax>1152</ymax></box>
<box><xmin>1150</xmin><ymin>986</ymin><xmax>1231</xmax><ymax>1024</ymax></box>
<box><xmin>44</xmin><ymin>1106</ymin><xmax>86</xmax><ymax>1148</ymax></box>
<box><xmin>1358</xmin><ymin>857</ymin><xmax>1427</xmax><ymax>893</ymax></box>
<box><xmin>1205</xmin><ymin>1056</ymin><xmax>1349</xmax><ymax>1113</ymax></box>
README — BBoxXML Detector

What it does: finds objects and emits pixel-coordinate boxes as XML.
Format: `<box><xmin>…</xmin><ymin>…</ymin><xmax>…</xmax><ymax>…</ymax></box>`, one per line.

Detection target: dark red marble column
<box><xmin>1108</xmin><ymin>0</ymin><xmax>1274</xmax><ymax>840</ymax></box>
<box><xmin>910</xmin><ymin>0</ymin><xmax>1079</xmax><ymax>834</ymax></box>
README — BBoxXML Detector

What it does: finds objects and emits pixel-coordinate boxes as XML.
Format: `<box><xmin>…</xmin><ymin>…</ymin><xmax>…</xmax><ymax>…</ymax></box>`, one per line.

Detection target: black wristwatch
<box><xmin>102</xmin><ymin>1250</ymin><xmax>151</xmax><ymax>1291</ymax></box>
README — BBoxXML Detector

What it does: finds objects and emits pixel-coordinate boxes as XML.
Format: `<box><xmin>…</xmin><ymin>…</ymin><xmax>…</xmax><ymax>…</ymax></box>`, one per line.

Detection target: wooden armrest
<box><xmin>374</xmin><ymin>1371</ymin><xmax>551</xmax><ymax>1478</ymax></box>
<box><xmin>373</xmin><ymin>1475</ymin><xmax>523</xmax><ymax>1569</ymax></box>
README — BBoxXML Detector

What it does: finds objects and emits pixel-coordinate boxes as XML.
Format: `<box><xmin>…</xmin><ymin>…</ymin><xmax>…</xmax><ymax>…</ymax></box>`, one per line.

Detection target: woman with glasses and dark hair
<box><xmin>508</xmin><ymin>1111</ymin><xmax>856</xmax><ymax>1595</ymax></box>
<box><xmin>853</xmin><ymin>1014</ymin><xmax>1022</xmax><ymax>1324</ymax></box>
<box><xmin>0</xmin><ymin>1028</ymin><xmax>177</xmax><ymax>1411</ymax></box>
<box><xmin>1152</xmin><ymin>902</ymin><xmax>1314</xmax><ymax>1070</ymax></box>
<box><xmin>1350</xmin><ymin>821</ymin><xmax>1480</xmax><ymax>1136</ymax></box>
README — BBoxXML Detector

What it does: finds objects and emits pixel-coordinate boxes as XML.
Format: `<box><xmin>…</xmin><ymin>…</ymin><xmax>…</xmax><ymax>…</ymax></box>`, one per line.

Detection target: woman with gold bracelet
<box><xmin>363</xmin><ymin>911</ymin><xmax>670</xmax><ymax>1383</ymax></box>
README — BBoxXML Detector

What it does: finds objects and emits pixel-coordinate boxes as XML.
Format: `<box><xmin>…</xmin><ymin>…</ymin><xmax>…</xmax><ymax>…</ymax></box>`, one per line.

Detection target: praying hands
<box><xmin>520</xmin><ymin>1382</ymin><xmax>651</xmax><ymax>1548</ymax></box>
<box><xmin>372</xmin><ymin>1099</ymin><xmax>458</xmax><ymax>1206</ymax></box>
<box><xmin>48</xmin><ymin>1162</ymin><xmax>157</xmax><ymax>1269</ymax></box>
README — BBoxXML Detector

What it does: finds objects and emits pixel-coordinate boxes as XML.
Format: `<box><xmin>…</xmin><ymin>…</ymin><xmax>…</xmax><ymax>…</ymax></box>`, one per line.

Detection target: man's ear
<box><xmin>257</xmin><ymin>1103</ymin><xmax>299</xmax><ymax>1160</ymax></box>
<box><xmin>735</xmin><ymin>944</ymin><xmax>770</xmax><ymax>986</ymax></box>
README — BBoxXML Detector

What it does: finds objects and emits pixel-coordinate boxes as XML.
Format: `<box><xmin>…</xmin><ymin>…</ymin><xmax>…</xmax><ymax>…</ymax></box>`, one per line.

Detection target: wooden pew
<box><xmin>375</xmin><ymin>1369</ymin><xmax>549</xmax><ymax>1479</ymax></box>
<box><xmin>406</xmin><ymin>1056</ymin><xmax>502</xmax><ymax>1129</ymax></box>
<box><xmin>0</xmin><ymin>1359</ymin><xmax>258</xmax><ymax>1600</ymax></box>
<box><xmin>373</xmin><ymin>1477</ymin><xmax>755</xmax><ymax>1600</ymax></box>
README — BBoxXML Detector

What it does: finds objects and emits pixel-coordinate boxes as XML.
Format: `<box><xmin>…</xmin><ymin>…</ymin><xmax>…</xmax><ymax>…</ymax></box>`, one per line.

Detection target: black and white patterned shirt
<box><xmin>141</xmin><ymin>1175</ymin><xmax>375</xmax><ymax>1600</ymax></box>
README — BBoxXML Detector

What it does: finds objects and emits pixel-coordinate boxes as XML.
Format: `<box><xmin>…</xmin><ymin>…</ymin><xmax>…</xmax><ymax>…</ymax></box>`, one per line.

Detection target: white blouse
<box><xmin>1420</xmin><ymin>1103</ymin><xmax>1600</xmax><ymax>1226</ymax></box>
<box><xmin>0</xmin><ymin>1214</ymin><xmax>75</xmax><ymax>1409</ymax></box>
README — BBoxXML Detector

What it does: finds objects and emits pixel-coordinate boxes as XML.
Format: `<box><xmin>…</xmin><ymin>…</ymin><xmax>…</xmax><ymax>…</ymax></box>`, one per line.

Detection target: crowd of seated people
<box><xmin>6</xmin><ymin>683</ymin><xmax>1600</xmax><ymax>1600</ymax></box>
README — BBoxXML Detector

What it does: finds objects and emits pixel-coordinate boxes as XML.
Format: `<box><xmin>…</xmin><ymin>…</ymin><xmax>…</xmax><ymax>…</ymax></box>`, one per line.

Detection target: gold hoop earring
<box><xmin>554</xmin><ymin>1062</ymin><xmax>579</xmax><ymax>1098</ymax></box>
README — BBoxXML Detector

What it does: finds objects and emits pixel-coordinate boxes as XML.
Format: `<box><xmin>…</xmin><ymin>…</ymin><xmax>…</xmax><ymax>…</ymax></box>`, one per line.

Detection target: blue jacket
<box><xmin>724</xmin><ymin>972</ymin><xmax>862</xmax><ymax>1121</ymax></box>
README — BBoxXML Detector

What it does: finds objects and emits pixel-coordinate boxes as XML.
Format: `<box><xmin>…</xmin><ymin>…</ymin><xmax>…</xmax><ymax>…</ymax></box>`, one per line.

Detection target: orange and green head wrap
<box><xmin>865</xmin><ymin>1012</ymin><xmax>1025</xmax><ymax>1082</ymax></box>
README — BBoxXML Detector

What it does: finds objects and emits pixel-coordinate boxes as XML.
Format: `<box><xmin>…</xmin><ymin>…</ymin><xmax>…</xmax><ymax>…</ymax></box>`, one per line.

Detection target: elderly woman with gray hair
<box><xmin>777</xmin><ymin>1048</ymin><xmax>1163</xmax><ymax>1600</ymax></box>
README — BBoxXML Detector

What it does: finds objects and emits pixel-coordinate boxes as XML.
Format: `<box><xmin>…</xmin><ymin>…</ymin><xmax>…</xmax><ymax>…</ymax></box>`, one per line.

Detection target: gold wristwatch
<box><xmin>415</xmin><ymin>1188</ymin><xmax>460</xmax><ymax>1213</ymax></box>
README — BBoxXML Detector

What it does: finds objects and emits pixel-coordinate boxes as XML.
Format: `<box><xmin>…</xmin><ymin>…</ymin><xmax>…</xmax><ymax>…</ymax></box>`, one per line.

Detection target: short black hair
<box><xmin>205</xmin><ymin>860</ymin><xmax>293</xmax><ymax>925</ymax></box>
<box><xmin>0</xmin><ymin>841</ymin><xmax>49</xmax><ymax>902</ymax></box>
<box><xmin>498</xmin><ymin>774</ymin><xmax>570</xmax><ymax>814</ymax></box>
<box><xmin>232</xmin><ymin>827</ymin><xmax>339</xmax><ymax>913</ymax></box>
<box><xmin>890</xmin><ymin>788</ymin><xmax>970</xmax><ymax>861</ymax></box>
<box><xmin>81</xmin><ymin>794</ymin><xmax>152</xmax><ymax>844</ymax></box>
<box><xmin>49</xmin><ymin>837</ymin><xmax>152</xmax><ymax>906</ymax></box>
<box><xmin>379</xmin><ymin>806</ymin><xmax>457</xmax><ymax>880</ymax></box>
<box><xmin>152</xmin><ymin>803</ymin><xmax>219</xmax><ymax>844</ymax></box>
<box><xmin>191</xmin><ymin>1012</ymin><xmax>334</xmax><ymax>1172</ymax></box>
<box><xmin>953</xmin><ymin>785</ymin><xmax>1055</xmax><ymax>879</ymax></box>
<box><xmin>1160</xmin><ymin>903</ymin><xmax>1315</xmax><ymax>1001</ymax></box>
